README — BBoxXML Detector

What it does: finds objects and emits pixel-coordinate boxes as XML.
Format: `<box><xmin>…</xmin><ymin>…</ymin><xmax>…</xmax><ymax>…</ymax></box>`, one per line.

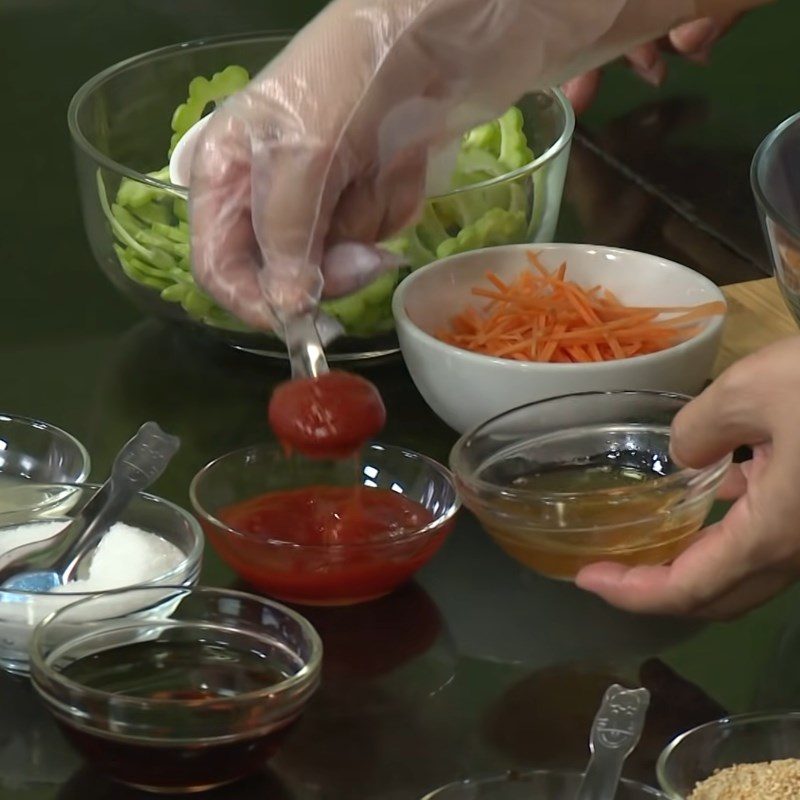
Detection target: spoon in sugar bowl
<box><xmin>0</xmin><ymin>422</ymin><xmax>180</xmax><ymax>592</ymax></box>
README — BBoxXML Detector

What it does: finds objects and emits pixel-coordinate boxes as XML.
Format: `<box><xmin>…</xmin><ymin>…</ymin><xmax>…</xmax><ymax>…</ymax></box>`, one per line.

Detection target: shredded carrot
<box><xmin>434</xmin><ymin>251</ymin><xmax>726</xmax><ymax>364</ymax></box>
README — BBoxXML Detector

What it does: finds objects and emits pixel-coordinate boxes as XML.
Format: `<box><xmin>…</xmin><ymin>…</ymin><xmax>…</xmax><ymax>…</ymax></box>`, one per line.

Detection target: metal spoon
<box><xmin>169</xmin><ymin>114</ymin><xmax>340</xmax><ymax>371</ymax></box>
<box><xmin>0</xmin><ymin>422</ymin><xmax>180</xmax><ymax>592</ymax></box>
<box><xmin>575</xmin><ymin>684</ymin><xmax>651</xmax><ymax>800</ymax></box>
<box><xmin>280</xmin><ymin>312</ymin><xmax>330</xmax><ymax>380</ymax></box>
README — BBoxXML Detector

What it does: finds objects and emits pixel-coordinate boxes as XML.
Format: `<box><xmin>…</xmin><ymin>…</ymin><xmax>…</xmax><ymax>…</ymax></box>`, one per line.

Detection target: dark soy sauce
<box><xmin>58</xmin><ymin>639</ymin><xmax>297</xmax><ymax>793</ymax></box>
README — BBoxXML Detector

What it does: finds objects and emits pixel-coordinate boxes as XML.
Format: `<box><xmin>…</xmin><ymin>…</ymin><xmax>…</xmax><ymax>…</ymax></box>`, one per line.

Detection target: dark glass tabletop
<box><xmin>2</xmin><ymin>2</ymin><xmax>800</xmax><ymax>798</ymax></box>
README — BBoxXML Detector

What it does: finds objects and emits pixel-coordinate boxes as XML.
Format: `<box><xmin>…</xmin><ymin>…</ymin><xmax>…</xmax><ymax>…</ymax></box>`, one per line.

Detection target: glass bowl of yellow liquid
<box><xmin>449</xmin><ymin>391</ymin><xmax>730</xmax><ymax>580</ymax></box>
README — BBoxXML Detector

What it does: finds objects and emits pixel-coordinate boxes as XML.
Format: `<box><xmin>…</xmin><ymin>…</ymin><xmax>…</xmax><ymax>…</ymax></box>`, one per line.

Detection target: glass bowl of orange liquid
<box><xmin>191</xmin><ymin>443</ymin><xmax>460</xmax><ymax>606</ymax></box>
<box><xmin>450</xmin><ymin>391</ymin><xmax>730</xmax><ymax>581</ymax></box>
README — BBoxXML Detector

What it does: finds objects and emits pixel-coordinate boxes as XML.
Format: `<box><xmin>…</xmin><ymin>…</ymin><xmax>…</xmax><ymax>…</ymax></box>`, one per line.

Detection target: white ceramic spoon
<box><xmin>169</xmin><ymin>113</ymin><xmax>212</xmax><ymax>187</ymax></box>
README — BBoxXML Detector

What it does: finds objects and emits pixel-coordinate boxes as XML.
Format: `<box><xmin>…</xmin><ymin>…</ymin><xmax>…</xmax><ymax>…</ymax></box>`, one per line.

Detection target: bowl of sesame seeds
<box><xmin>657</xmin><ymin>711</ymin><xmax>800</xmax><ymax>799</ymax></box>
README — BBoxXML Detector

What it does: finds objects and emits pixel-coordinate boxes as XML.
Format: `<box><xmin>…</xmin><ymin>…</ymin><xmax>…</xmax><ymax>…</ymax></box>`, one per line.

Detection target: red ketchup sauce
<box><xmin>268</xmin><ymin>371</ymin><xmax>386</xmax><ymax>459</ymax></box>
<box><xmin>215</xmin><ymin>486</ymin><xmax>446</xmax><ymax>605</ymax></box>
<box><xmin>230</xmin><ymin>370</ymin><xmax>447</xmax><ymax>604</ymax></box>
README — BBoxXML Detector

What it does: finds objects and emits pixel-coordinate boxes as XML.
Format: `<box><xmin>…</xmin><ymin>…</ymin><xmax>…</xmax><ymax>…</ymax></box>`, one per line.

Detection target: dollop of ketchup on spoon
<box><xmin>268</xmin><ymin>371</ymin><xmax>386</xmax><ymax>458</ymax></box>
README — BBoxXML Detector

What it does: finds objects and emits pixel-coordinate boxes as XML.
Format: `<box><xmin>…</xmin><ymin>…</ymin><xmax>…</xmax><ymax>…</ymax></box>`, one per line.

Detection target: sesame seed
<box><xmin>688</xmin><ymin>759</ymin><xmax>800</xmax><ymax>799</ymax></box>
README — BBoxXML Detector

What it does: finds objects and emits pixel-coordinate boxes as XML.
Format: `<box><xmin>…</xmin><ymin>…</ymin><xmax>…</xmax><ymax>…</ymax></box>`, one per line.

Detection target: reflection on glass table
<box><xmin>0</xmin><ymin>672</ymin><xmax>79</xmax><ymax>792</ymax></box>
<box><xmin>266</xmin><ymin>584</ymin><xmax>460</xmax><ymax>799</ymax></box>
<box><xmin>562</xmin><ymin>121</ymin><xmax>763</xmax><ymax>288</ymax></box>
<box><xmin>295</xmin><ymin>582</ymin><xmax>458</xmax><ymax>706</ymax></box>
<box><xmin>482</xmin><ymin>659</ymin><xmax>727</xmax><ymax>786</ymax></box>
<box><xmin>57</xmin><ymin>767</ymin><xmax>293</xmax><ymax>800</ymax></box>
<box><xmin>420</xmin><ymin>512</ymin><xmax>702</xmax><ymax>668</ymax></box>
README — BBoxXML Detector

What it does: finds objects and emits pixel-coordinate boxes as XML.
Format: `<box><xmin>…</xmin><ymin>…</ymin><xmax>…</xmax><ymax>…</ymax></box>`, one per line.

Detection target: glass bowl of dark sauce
<box><xmin>30</xmin><ymin>586</ymin><xmax>322</xmax><ymax>793</ymax></box>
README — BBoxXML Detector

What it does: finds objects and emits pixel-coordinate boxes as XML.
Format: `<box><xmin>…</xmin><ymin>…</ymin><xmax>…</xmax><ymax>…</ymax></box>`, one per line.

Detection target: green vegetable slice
<box><xmin>435</xmin><ymin>207</ymin><xmax>527</xmax><ymax>259</ymax></box>
<box><xmin>98</xmin><ymin>66</ymin><xmax>256</xmax><ymax>328</ymax></box>
<box><xmin>169</xmin><ymin>65</ymin><xmax>250</xmax><ymax>155</ymax></box>
<box><xmin>463</xmin><ymin>119</ymin><xmax>501</xmax><ymax>155</ymax></box>
<box><xmin>498</xmin><ymin>106</ymin><xmax>534</xmax><ymax>170</ymax></box>
<box><xmin>321</xmin><ymin>269</ymin><xmax>400</xmax><ymax>333</ymax></box>
<box><xmin>173</xmin><ymin>198</ymin><xmax>189</xmax><ymax>222</ymax></box>
<box><xmin>131</xmin><ymin>201</ymin><xmax>173</xmax><ymax>227</ymax></box>
<box><xmin>116</xmin><ymin>167</ymin><xmax>171</xmax><ymax>208</ymax></box>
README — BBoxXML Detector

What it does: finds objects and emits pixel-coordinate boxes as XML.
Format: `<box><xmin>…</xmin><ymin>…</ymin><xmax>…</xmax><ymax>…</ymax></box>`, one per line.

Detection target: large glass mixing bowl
<box><xmin>68</xmin><ymin>32</ymin><xmax>574</xmax><ymax>361</ymax></box>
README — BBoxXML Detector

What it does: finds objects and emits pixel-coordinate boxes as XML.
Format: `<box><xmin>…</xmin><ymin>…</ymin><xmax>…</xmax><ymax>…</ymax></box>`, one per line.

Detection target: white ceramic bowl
<box><xmin>393</xmin><ymin>243</ymin><xmax>726</xmax><ymax>433</ymax></box>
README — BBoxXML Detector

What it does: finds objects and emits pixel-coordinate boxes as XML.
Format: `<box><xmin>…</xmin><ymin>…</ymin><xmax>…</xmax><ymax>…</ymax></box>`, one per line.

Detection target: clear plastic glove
<box><xmin>577</xmin><ymin>337</ymin><xmax>800</xmax><ymax>620</ymax></box>
<box><xmin>189</xmin><ymin>0</ymin><xmax>766</xmax><ymax>330</ymax></box>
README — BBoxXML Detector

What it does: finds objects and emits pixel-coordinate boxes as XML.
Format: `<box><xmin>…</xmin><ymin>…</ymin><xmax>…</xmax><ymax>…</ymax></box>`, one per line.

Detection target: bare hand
<box><xmin>576</xmin><ymin>337</ymin><xmax>800</xmax><ymax>619</ymax></box>
<box><xmin>562</xmin><ymin>15</ymin><xmax>739</xmax><ymax>114</ymax></box>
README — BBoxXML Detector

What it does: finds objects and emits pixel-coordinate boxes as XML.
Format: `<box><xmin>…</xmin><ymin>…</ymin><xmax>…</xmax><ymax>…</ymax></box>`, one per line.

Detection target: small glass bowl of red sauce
<box><xmin>190</xmin><ymin>443</ymin><xmax>460</xmax><ymax>606</ymax></box>
<box><xmin>30</xmin><ymin>586</ymin><xmax>322</xmax><ymax>794</ymax></box>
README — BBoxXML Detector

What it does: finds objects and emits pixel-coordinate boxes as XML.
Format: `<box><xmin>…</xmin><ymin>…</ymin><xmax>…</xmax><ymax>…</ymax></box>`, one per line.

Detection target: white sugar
<box><xmin>0</xmin><ymin>520</ymin><xmax>185</xmax><ymax>592</ymax></box>
<box><xmin>0</xmin><ymin>519</ymin><xmax>190</xmax><ymax>673</ymax></box>
<box><xmin>0</xmin><ymin>520</ymin><xmax>64</xmax><ymax>554</ymax></box>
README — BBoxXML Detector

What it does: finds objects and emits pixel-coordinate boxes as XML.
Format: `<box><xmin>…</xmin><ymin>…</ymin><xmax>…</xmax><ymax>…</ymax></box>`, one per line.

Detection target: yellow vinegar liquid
<box><xmin>478</xmin><ymin>457</ymin><xmax>709</xmax><ymax>580</ymax></box>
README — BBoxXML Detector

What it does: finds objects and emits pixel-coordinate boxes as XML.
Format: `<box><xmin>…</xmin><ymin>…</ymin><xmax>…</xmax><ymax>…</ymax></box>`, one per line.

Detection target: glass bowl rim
<box><xmin>0</xmin><ymin>413</ymin><xmax>91</xmax><ymax>483</ymax></box>
<box><xmin>29</xmin><ymin>584</ymin><xmax>323</xmax><ymax>712</ymax></box>
<box><xmin>421</xmin><ymin>768</ymin><xmax>667</xmax><ymax>798</ymax></box>
<box><xmin>751</xmin><ymin>109</ymin><xmax>800</xmax><ymax>241</ymax></box>
<box><xmin>66</xmin><ymin>30</ymin><xmax>575</xmax><ymax>199</ymax></box>
<box><xmin>0</xmin><ymin>482</ymin><xmax>203</xmax><ymax>597</ymax></box>
<box><xmin>449</xmin><ymin>389</ymin><xmax>732</xmax><ymax>502</ymax></box>
<box><xmin>656</xmin><ymin>709</ymin><xmax>800</xmax><ymax>797</ymax></box>
<box><xmin>189</xmin><ymin>441</ymin><xmax>461</xmax><ymax>549</ymax></box>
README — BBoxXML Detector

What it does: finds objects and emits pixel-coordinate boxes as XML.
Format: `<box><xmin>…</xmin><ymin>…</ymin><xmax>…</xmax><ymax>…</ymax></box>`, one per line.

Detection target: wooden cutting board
<box><xmin>713</xmin><ymin>278</ymin><xmax>798</xmax><ymax>376</ymax></box>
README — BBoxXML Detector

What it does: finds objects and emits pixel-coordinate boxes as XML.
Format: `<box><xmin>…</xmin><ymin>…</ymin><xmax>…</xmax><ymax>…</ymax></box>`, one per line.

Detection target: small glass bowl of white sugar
<box><xmin>0</xmin><ymin>483</ymin><xmax>203</xmax><ymax>674</ymax></box>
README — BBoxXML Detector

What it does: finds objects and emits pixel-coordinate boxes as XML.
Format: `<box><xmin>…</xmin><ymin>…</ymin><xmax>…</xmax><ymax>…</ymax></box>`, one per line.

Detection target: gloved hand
<box><xmin>189</xmin><ymin>0</ymin><xmax>768</xmax><ymax>330</ymax></box>
<box><xmin>577</xmin><ymin>336</ymin><xmax>800</xmax><ymax>620</ymax></box>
